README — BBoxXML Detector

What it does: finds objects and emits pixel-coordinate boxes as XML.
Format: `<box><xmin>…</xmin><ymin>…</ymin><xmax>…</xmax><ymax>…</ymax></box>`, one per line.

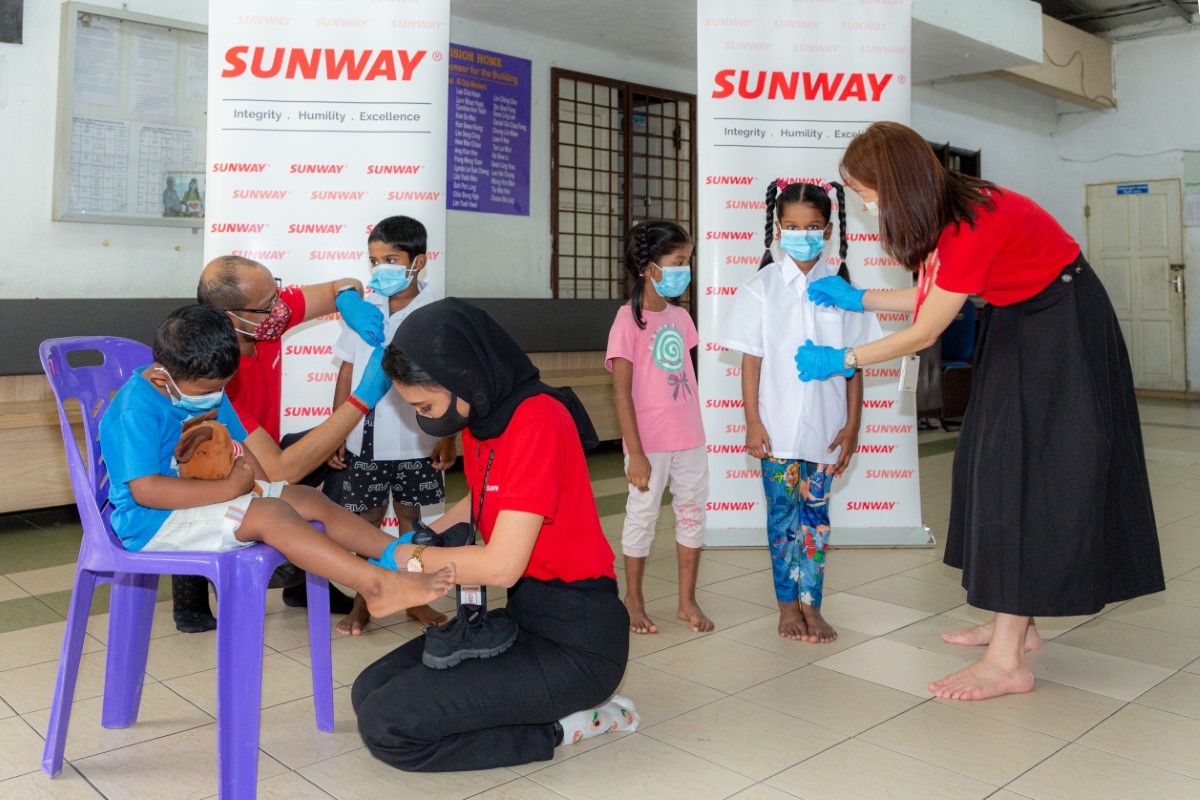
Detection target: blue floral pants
<box><xmin>761</xmin><ymin>459</ymin><xmax>834</xmax><ymax>606</ymax></box>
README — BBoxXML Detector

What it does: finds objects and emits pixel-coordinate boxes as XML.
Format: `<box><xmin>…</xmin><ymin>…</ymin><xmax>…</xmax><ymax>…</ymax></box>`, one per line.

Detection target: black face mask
<box><xmin>416</xmin><ymin>392</ymin><xmax>472</xmax><ymax>438</ymax></box>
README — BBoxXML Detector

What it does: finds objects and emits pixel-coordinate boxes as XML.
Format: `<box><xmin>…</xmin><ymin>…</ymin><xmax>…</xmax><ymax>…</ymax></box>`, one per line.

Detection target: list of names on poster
<box><xmin>447</xmin><ymin>44</ymin><xmax>531</xmax><ymax>216</ymax></box>
<box><xmin>69</xmin><ymin>117</ymin><xmax>129</xmax><ymax>213</ymax></box>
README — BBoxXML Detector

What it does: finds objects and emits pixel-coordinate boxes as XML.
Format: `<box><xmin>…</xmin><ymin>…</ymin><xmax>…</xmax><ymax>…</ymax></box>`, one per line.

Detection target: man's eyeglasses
<box><xmin>230</xmin><ymin>277</ymin><xmax>283</xmax><ymax>315</ymax></box>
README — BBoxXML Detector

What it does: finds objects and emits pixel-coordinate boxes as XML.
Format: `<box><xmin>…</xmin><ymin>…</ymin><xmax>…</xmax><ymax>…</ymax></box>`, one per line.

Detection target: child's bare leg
<box><xmin>277</xmin><ymin>485</ymin><xmax>397</xmax><ymax>559</ymax></box>
<box><xmin>240</xmin><ymin>492</ymin><xmax>456</xmax><ymax>614</ymax></box>
<box><xmin>676</xmin><ymin>544</ymin><xmax>713</xmax><ymax>632</ymax></box>
<box><xmin>671</xmin><ymin>468</ymin><xmax>712</xmax><ymax>633</ymax></box>
<box><xmin>623</xmin><ymin>555</ymin><xmax>657</xmax><ymax>634</ymax></box>
<box><xmin>336</xmin><ymin>505</ymin><xmax>386</xmax><ymax>637</ymax></box>
<box><xmin>395</xmin><ymin>502</ymin><xmax>448</xmax><ymax>629</ymax></box>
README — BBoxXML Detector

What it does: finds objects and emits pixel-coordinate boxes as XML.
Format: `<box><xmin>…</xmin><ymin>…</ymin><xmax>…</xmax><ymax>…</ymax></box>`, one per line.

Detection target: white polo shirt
<box><xmin>333</xmin><ymin>284</ymin><xmax>440</xmax><ymax>461</ymax></box>
<box><xmin>719</xmin><ymin>257</ymin><xmax>882</xmax><ymax>463</ymax></box>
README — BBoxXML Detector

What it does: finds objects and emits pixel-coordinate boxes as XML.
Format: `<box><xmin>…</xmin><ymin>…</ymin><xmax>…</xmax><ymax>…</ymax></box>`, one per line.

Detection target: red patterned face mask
<box><xmin>230</xmin><ymin>296</ymin><xmax>292</xmax><ymax>341</ymax></box>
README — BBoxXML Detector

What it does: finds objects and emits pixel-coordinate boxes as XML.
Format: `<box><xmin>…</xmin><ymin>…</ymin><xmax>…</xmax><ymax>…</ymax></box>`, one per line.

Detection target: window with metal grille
<box><xmin>551</xmin><ymin>69</ymin><xmax>696</xmax><ymax>302</ymax></box>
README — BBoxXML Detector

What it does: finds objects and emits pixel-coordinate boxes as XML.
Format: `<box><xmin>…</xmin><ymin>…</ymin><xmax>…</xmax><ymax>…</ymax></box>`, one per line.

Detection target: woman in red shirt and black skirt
<box><xmin>351</xmin><ymin>298</ymin><xmax>635</xmax><ymax>771</ymax></box>
<box><xmin>795</xmin><ymin>122</ymin><xmax>1164</xmax><ymax>701</ymax></box>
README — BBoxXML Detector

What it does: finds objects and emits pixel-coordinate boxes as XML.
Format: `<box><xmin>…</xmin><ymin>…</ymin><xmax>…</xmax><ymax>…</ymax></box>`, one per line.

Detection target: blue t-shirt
<box><xmin>99</xmin><ymin>368</ymin><xmax>248</xmax><ymax>551</ymax></box>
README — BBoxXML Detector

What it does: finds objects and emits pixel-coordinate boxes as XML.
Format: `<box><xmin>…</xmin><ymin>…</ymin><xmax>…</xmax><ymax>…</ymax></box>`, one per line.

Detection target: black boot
<box><xmin>422</xmin><ymin>606</ymin><xmax>518</xmax><ymax>669</ymax></box>
<box><xmin>282</xmin><ymin>579</ymin><xmax>356</xmax><ymax>615</ymax></box>
<box><xmin>411</xmin><ymin>519</ymin><xmax>476</xmax><ymax>548</ymax></box>
<box><xmin>172</xmin><ymin>575</ymin><xmax>216</xmax><ymax>633</ymax></box>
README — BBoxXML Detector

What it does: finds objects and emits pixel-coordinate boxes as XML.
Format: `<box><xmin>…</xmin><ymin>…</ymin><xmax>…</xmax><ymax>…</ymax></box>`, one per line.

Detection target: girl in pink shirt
<box><xmin>605</xmin><ymin>221</ymin><xmax>710</xmax><ymax>635</ymax></box>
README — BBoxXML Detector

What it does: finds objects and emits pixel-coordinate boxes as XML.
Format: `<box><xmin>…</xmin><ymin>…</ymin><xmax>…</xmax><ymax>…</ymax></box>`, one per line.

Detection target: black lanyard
<box><xmin>470</xmin><ymin>443</ymin><xmax>495</xmax><ymax>531</ymax></box>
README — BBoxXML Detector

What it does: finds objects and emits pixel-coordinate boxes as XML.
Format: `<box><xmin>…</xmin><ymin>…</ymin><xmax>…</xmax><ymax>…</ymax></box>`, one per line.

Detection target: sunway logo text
<box><xmin>712</xmin><ymin>70</ymin><xmax>894</xmax><ymax>101</ymax></box>
<box><xmin>221</xmin><ymin>48</ymin><xmax>427</xmax><ymax>81</ymax></box>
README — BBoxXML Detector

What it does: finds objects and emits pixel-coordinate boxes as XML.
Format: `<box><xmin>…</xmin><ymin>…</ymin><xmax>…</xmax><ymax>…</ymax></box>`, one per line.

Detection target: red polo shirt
<box><xmin>226</xmin><ymin>287</ymin><xmax>306</xmax><ymax>443</ymax></box>
<box><xmin>464</xmin><ymin>394</ymin><xmax>616</xmax><ymax>583</ymax></box>
<box><xmin>935</xmin><ymin>188</ymin><xmax>1080</xmax><ymax>306</ymax></box>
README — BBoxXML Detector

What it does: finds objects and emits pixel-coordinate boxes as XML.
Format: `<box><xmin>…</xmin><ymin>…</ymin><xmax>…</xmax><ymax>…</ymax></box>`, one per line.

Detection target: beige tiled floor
<box><xmin>4</xmin><ymin>405</ymin><xmax>1200</xmax><ymax>798</ymax></box>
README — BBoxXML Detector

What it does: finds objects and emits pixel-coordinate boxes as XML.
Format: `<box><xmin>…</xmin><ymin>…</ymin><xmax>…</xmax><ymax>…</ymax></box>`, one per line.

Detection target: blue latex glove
<box><xmin>795</xmin><ymin>339</ymin><xmax>854</xmax><ymax>382</ymax></box>
<box><xmin>336</xmin><ymin>290</ymin><xmax>385</xmax><ymax>347</ymax></box>
<box><xmin>369</xmin><ymin>539</ymin><xmax>401</xmax><ymax>571</ymax></box>
<box><xmin>808</xmin><ymin>275</ymin><xmax>865</xmax><ymax>312</ymax></box>
<box><xmin>351</xmin><ymin>347</ymin><xmax>391</xmax><ymax>409</ymax></box>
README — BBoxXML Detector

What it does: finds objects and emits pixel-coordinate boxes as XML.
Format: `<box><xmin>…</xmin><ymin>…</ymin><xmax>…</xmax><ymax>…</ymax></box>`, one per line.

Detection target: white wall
<box><xmin>1054</xmin><ymin>29</ymin><xmax>1200</xmax><ymax>388</ymax></box>
<box><xmin>0</xmin><ymin>0</ymin><xmax>208</xmax><ymax>300</ymax></box>
<box><xmin>0</xmin><ymin>3</ymin><xmax>693</xmax><ymax>302</ymax></box>
<box><xmin>444</xmin><ymin>16</ymin><xmax>695</xmax><ymax>298</ymax></box>
<box><xmin>911</xmin><ymin>76</ymin><xmax>1074</xmax><ymax>234</ymax></box>
<box><xmin>908</xmin><ymin>27</ymin><xmax>1200</xmax><ymax>388</ymax></box>
<box><xmin>6</xmin><ymin>4</ymin><xmax>1200</xmax><ymax>385</ymax></box>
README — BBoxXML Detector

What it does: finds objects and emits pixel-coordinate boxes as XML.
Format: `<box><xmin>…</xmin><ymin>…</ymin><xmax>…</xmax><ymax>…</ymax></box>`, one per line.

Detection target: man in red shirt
<box><xmin>169</xmin><ymin>255</ymin><xmax>392</xmax><ymax>632</ymax></box>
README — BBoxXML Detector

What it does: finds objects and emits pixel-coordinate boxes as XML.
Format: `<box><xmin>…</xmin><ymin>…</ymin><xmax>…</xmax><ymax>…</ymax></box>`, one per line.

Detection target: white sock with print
<box><xmin>557</xmin><ymin>695</ymin><xmax>640</xmax><ymax>746</ymax></box>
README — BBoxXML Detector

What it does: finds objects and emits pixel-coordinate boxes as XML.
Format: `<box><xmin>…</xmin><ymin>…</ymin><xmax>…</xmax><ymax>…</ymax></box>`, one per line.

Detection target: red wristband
<box><xmin>346</xmin><ymin>395</ymin><xmax>370</xmax><ymax>415</ymax></box>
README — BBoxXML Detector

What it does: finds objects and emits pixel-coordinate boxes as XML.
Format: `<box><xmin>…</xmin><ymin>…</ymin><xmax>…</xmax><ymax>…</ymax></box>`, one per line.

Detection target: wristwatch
<box><xmin>406</xmin><ymin>545</ymin><xmax>428</xmax><ymax>573</ymax></box>
<box><xmin>843</xmin><ymin>347</ymin><xmax>859</xmax><ymax>371</ymax></box>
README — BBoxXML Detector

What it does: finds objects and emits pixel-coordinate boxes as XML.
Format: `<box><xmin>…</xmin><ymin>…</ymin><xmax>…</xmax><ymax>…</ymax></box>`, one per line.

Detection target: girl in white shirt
<box><xmin>720</xmin><ymin>180</ymin><xmax>880</xmax><ymax>644</ymax></box>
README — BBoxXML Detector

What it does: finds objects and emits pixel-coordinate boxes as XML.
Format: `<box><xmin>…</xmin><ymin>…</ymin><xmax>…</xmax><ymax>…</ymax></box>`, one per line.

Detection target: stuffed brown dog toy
<box><xmin>175</xmin><ymin>410</ymin><xmax>257</xmax><ymax>493</ymax></box>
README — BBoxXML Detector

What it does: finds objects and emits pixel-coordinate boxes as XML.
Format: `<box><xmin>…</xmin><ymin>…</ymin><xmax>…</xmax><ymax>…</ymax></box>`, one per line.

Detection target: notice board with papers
<box><xmin>52</xmin><ymin>2</ymin><xmax>208</xmax><ymax>227</ymax></box>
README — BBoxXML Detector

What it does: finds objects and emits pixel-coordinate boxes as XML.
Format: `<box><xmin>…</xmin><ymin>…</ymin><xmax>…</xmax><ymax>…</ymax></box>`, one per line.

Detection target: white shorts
<box><xmin>141</xmin><ymin>481</ymin><xmax>288</xmax><ymax>553</ymax></box>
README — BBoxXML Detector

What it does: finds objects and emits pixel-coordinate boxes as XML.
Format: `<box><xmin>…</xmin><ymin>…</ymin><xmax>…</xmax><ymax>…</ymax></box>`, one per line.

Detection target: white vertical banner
<box><xmin>698</xmin><ymin>0</ymin><xmax>927</xmax><ymax>547</ymax></box>
<box><xmin>204</xmin><ymin>0</ymin><xmax>449</xmax><ymax>437</ymax></box>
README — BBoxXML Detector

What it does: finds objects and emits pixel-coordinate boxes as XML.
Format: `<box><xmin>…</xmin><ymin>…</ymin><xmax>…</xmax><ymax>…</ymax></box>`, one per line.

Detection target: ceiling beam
<box><xmin>1159</xmin><ymin>0</ymin><xmax>1195</xmax><ymax>22</ymax></box>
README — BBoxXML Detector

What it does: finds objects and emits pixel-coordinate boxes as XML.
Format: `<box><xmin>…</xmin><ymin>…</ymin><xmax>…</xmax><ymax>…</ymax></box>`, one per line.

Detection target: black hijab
<box><xmin>392</xmin><ymin>298</ymin><xmax>598</xmax><ymax>447</ymax></box>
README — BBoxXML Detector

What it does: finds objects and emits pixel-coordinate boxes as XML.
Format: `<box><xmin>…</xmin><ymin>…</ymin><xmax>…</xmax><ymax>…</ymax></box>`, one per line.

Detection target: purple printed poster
<box><xmin>447</xmin><ymin>44</ymin><xmax>531</xmax><ymax>216</ymax></box>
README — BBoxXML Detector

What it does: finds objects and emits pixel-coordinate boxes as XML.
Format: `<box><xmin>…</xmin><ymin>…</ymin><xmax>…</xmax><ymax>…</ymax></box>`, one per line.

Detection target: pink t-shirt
<box><xmin>605</xmin><ymin>304</ymin><xmax>706</xmax><ymax>454</ymax></box>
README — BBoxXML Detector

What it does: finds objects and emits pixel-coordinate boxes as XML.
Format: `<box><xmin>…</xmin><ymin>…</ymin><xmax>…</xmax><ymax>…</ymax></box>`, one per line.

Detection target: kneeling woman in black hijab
<box><xmin>351</xmin><ymin>298</ymin><xmax>635</xmax><ymax>772</ymax></box>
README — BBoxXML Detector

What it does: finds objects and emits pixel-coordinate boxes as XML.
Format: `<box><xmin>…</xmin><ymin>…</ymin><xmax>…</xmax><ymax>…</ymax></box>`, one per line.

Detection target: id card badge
<box><xmin>898</xmin><ymin>354</ymin><xmax>920</xmax><ymax>393</ymax></box>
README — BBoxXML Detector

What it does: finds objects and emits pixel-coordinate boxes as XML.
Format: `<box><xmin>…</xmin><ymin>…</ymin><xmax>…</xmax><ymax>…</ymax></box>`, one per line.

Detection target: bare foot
<box><xmin>942</xmin><ymin>620</ymin><xmax>1042</xmax><ymax>651</ymax></box>
<box><xmin>800</xmin><ymin>603</ymin><xmax>837</xmax><ymax>643</ymax></box>
<box><xmin>625</xmin><ymin>595</ymin><xmax>658</xmax><ymax>634</ymax></box>
<box><xmin>363</xmin><ymin>564</ymin><xmax>456</xmax><ymax>621</ymax></box>
<box><xmin>406</xmin><ymin>604</ymin><xmax>449</xmax><ymax>629</ymax></box>
<box><xmin>677</xmin><ymin>600</ymin><xmax>714</xmax><ymax>632</ymax></box>
<box><xmin>335</xmin><ymin>593</ymin><xmax>371</xmax><ymax>637</ymax></box>
<box><xmin>928</xmin><ymin>657</ymin><xmax>1035</xmax><ymax>700</ymax></box>
<box><xmin>778</xmin><ymin>602</ymin><xmax>808</xmax><ymax>641</ymax></box>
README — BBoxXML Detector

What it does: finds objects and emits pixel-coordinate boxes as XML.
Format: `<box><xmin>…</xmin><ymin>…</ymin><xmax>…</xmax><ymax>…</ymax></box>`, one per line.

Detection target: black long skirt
<box><xmin>944</xmin><ymin>254</ymin><xmax>1165</xmax><ymax>616</ymax></box>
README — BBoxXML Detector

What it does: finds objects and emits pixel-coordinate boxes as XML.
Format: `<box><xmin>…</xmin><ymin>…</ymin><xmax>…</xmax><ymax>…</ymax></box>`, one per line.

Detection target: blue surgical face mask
<box><xmin>779</xmin><ymin>229</ymin><xmax>827</xmax><ymax>263</ymax></box>
<box><xmin>156</xmin><ymin>367</ymin><xmax>224</xmax><ymax>413</ymax></box>
<box><xmin>368</xmin><ymin>265</ymin><xmax>414</xmax><ymax>297</ymax></box>
<box><xmin>650</xmin><ymin>264</ymin><xmax>692</xmax><ymax>298</ymax></box>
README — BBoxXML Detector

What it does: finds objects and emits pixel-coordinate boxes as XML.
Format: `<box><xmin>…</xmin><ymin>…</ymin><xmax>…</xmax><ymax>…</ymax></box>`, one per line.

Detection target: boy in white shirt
<box><xmin>329</xmin><ymin>215</ymin><xmax>457</xmax><ymax>635</ymax></box>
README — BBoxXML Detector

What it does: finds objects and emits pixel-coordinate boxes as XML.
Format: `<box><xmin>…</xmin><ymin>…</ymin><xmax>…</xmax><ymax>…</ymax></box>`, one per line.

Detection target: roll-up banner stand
<box><xmin>697</xmin><ymin>0</ymin><xmax>929</xmax><ymax>547</ymax></box>
<box><xmin>205</xmin><ymin>1</ymin><xmax>450</xmax><ymax>532</ymax></box>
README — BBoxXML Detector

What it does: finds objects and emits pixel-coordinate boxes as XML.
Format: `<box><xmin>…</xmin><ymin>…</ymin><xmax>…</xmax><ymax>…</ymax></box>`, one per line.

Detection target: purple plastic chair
<box><xmin>39</xmin><ymin>337</ymin><xmax>334</xmax><ymax>800</ymax></box>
